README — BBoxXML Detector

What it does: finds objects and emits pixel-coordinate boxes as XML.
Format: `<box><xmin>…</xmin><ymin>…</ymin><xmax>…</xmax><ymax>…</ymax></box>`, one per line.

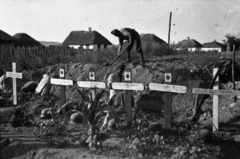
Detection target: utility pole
<box><xmin>168</xmin><ymin>12</ymin><xmax>172</xmax><ymax>54</ymax></box>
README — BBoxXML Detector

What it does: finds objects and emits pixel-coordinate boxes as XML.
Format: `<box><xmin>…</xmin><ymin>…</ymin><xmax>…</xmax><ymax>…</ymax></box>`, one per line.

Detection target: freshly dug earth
<box><xmin>1</xmin><ymin>58</ymin><xmax>240</xmax><ymax>159</ymax></box>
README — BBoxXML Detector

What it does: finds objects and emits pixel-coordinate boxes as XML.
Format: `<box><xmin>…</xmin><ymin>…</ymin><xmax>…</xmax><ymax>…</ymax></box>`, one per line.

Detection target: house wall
<box><xmin>187</xmin><ymin>47</ymin><xmax>202</xmax><ymax>52</ymax></box>
<box><xmin>202</xmin><ymin>47</ymin><xmax>222</xmax><ymax>52</ymax></box>
<box><xmin>68</xmin><ymin>45</ymin><xmax>94</xmax><ymax>49</ymax></box>
<box><xmin>68</xmin><ymin>44</ymin><xmax>110</xmax><ymax>50</ymax></box>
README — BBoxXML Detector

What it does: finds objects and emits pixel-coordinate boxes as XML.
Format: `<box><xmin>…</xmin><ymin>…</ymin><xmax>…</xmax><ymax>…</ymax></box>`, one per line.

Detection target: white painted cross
<box><xmin>112</xmin><ymin>68</ymin><xmax>144</xmax><ymax>122</ymax></box>
<box><xmin>77</xmin><ymin>69</ymin><xmax>106</xmax><ymax>89</ymax></box>
<box><xmin>77</xmin><ymin>68</ymin><xmax>106</xmax><ymax>98</ymax></box>
<box><xmin>50</xmin><ymin>67</ymin><xmax>73</xmax><ymax>105</ymax></box>
<box><xmin>6</xmin><ymin>62</ymin><xmax>22</xmax><ymax>105</ymax></box>
<box><xmin>149</xmin><ymin>72</ymin><xmax>187</xmax><ymax>127</ymax></box>
<box><xmin>192</xmin><ymin>68</ymin><xmax>240</xmax><ymax>133</ymax></box>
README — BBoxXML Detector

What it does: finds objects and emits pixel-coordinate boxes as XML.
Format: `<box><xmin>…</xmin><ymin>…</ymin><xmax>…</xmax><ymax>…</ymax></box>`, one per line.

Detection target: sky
<box><xmin>1</xmin><ymin>0</ymin><xmax>240</xmax><ymax>45</ymax></box>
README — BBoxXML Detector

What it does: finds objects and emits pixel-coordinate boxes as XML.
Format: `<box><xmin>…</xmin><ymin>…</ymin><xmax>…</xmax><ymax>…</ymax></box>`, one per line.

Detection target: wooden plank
<box><xmin>192</xmin><ymin>88</ymin><xmax>240</xmax><ymax>96</ymax></box>
<box><xmin>51</xmin><ymin>78</ymin><xmax>73</xmax><ymax>86</ymax></box>
<box><xmin>6</xmin><ymin>72</ymin><xmax>22</xmax><ymax>79</ymax></box>
<box><xmin>164</xmin><ymin>72</ymin><xmax>172</xmax><ymax>128</ymax></box>
<box><xmin>89</xmin><ymin>68</ymin><xmax>96</xmax><ymax>101</ymax></box>
<box><xmin>213</xmin><ymin>68</ymin><xmax>219</xmax><ymax>132</ymax></box>
<box><xmin>35</xmin><ymin>74</ymin><xmax>50</xmax><ymax>93</ymax></box>
<box><xmin>60</xmin><ymin>67</ymin><xmax>66</xmax><ymax>105</ymax></box>
<box><xmin>12</xmin><ymin>63</ymin><xmax>17</xmax><ymax>105</ymax></box>
<box><xmin>77</xmin><ymin>81</ymin><xmax>106</xmax><ymax>89</ymax></box>
<box><xmin>124</xmin><ymin>68</ymin><xmax>132</xmax><ymax>123</ymax></box>
<box><xmin>149</xmin><ymin>83</ymin><xmax>187</xmax><ymax>93</ymax></box>
<box><xmin>112</xmin><ymin>83</ymin><xmax>144</xmax><ymax>91</ymax></box>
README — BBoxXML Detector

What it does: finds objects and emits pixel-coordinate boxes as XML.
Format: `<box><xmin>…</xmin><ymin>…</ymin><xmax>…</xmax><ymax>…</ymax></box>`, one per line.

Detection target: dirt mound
<box><xmin>1</xmin><ymin>58</ymin><xmax>240</xmax><ymax>159</ymax></box>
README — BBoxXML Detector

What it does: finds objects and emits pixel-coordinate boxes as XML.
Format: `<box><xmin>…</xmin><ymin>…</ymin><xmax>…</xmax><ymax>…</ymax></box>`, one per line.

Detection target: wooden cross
<box><xmin>192</xmin><ymin>68</ymin><xmax>240</xmax><ymax>132</ymax></box>
<box><xmin>112</xmin><ymin>68</ymin><xmax>144</xmax><ymax>123</ymax></box>
<box><xmin>149</xmin><ymin>72</ymin><xmax>187</xmax><ymax>128</ymax></box>
<box><xmin>50</xmin><ymin>67</ymin><xmax>73</xmax><ymax>105</ymax></box>
<box><xmin>6</xmin><ymin>62</ymin><xmax>22</xmax><ymax>105</ymax></box>
<box><xmin>77</xmin><ymin>68</ymin><xmax>106</xmax><ymax>98</ymax></box>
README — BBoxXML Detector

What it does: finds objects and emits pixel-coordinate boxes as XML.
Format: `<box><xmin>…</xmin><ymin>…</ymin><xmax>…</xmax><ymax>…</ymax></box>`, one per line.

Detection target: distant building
<box><xmin>139</xmin><ymin>33</ymin><xmax>168</xmax><ymax>53</ymax></box>
<box><xmin>0</xmin><ymin>30</ymin><xmax>16</xmax><ymax>48</ymax></box>
<box><xmin>202</xmin><ymin>40</ymin><xmax>226</xmax><ymax>52</ymax></box>
<box><xmin>176</xmin><ymin>37</ymin><xmax>203</xmax><ymax>52</ymax></box>
<box><xmin>140</xmin><ymin>33</ymin><xmax>167</xmax><ymax>44</ymax></box>
<box><xmin>62</xmin><ymin>28</ymin><xmax>112</xmax><ymax>50</ymax></box>
<box><xmin>13</xmin><ymin>33</ymin><xmax>43</xmax><ymax>47</ymax></box>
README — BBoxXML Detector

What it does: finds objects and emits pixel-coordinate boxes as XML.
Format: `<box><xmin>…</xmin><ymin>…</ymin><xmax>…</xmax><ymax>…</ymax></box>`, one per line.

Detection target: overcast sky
<box><xmin>1</xmin><ymin>0</ymin><xmax>240</xmax><ymax>44</ymax></box>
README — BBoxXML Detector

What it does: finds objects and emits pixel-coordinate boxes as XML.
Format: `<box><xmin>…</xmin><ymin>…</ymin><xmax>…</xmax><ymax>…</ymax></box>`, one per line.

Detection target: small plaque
<box><xmin>124</xmin><ymin>72</ymin><xmax>131</xmax><ymax>82</ymax></box>
<box><xmin>60</xmin><ymin>69</ymin><xmax>65</xmax><ymax>78</ymax></box>
<box><xmin>165</xmin><ymin>73</ymin><xmax>172</xmax><ymax>83</ymax></box>
<box><xmin>89</xmin><ymin>68</ymin><xmax>95</xmax><ymax>81</ymax></box>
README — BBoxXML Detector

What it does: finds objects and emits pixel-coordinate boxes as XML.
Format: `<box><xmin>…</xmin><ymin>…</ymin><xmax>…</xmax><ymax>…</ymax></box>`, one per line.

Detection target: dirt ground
<box><xmin>1</xmin><ymin>59</ymin><xmax>240</xmax><ymax>159</ymax></box>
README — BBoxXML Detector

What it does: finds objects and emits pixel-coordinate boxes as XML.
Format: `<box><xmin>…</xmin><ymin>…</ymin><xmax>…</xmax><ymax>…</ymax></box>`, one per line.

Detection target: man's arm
<box><xmin>118</xmin><ymin>37</ymin><xmax>123</xmax><ymax>55</ymax></box>
<box><xmin>127</xmin><ymin>33</ymin><xmax>133</xmax><ymax>47</ymax></box>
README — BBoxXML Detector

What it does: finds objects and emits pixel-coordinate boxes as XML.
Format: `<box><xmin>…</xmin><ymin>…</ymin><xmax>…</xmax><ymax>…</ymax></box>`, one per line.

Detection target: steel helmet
<box><xmin>19</xmin><ymin>81</ymin><xmax>38</xmax><ymax>93</ymax></box>
<box><xmin>107</xmin><ymin>119</ymin><xmax>117</xmax><ymax>130</ymax></box>
<box><xmin>70</xmin><ymin>112</ymin><xmax>83</xmax><ymax>125</ymax></box>
<box><xmin>147</xmin><ymin>122</ymin><xmax>163</xmax><ymax>132</ymax></box>
<box><xmin>40</xmin><ymin>108</ymin><xmax>52</xmax><ymax>119</ymax></box>
<box><xmin>199</xmin><ymin>129</ymin><xmax>212</xmax><ymax>142</ymax></box>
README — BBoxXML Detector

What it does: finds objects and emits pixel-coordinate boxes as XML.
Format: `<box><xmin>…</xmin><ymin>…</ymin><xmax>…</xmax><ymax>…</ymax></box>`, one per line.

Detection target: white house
<box><xmin>202</xmin><ymin>41</ymin><xmax>226</xmax><ymax>52</ymax></box>
<box><xmin>176</xmin><ymin>37</ymin><xmax>203</xmax><ymax>52</ymax></box>
<box><xmin>62</xmin><ymin>28</ymin><xmax>112</xmax><ymax>50</ymax></box>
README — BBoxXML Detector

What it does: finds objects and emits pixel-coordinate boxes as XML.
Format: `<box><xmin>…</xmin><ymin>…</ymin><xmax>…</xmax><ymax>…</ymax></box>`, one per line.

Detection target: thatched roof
<box><xmin>177</xmin><ymin>38</ymin><xmax>203</xmax><ymax>48</ymax></box>
<box><xmin>62</xmin><ymin>30</ymin><xmax>112</xmax><ymax>46</ymax></box>
<box><xmin>0</xmin><ymin>30</ymin><xmax>16</xmax><ymax>43</ymax></box>
<box><xmin>203</xmin><ymin>41</ymin><xmax>226</xmax><ymax>48</ymax></box>
<box><xmin>140</xmin><ymin>33</ymin><xmax>167</xmax><ymax>44</ymax></box>
<box><xmin>13</xmin><ymin>33</ymin><xmax>43</xmax><ymax>47</ymax></box>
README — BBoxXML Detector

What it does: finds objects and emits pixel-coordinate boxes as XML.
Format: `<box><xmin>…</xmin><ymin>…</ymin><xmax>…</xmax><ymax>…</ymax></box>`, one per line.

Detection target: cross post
<box><xmin>50</xmin><ymin>67</ymin><xmax>73</xmax><ymax>105</ymax></box>
<box><xmin>149</xmin><ymin>72</ymin><xmax>187</xmax><ymax>128</ymax></box>
<box><xmin>112</xmin><ymin>68</ymin><xmax>144</xmax><ymax>123</ymax></box>
<box><xmin>6</xmin><ymin>62</ymin><xmax>22</xmax><ymax>105</ymax></box>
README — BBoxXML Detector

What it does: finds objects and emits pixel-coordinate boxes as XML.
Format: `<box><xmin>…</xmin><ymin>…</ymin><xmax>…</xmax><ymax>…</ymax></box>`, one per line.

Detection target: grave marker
<box><xmin>89</xmin><ymin>68</ymin><xmax>96</xmax><ymax>100</ymax></box>
<box><xmin>124</xmin><ymin>68</ymin><xmax>132</xmax><ymax>122</ymax></box>
<box><xmin>50</xmin><ymin>67</ymin><xmax>73</xmax><ymax>105</ymax></box>
<box><xmin>165</xmin><ymin>72</ymin><xmax>172</xmax><ymax>127</ymax></box>
<box><xmin>6</xmin><ymin>62</ymin><xmax>22</xmax><ymax>105</ymax></box>
<box><xmin>77</xmin><ymin>68</ymin><xmax>106</xmax><ymax>96</ymax></box>
<box><xmin>149</xmin><ymin>72</ymin><xmax>187</xmax><ymax>127</ymax></box>
<box><xmin>192</xmin><ymin>68</ymin><xmax>240</xmax><ymax>132</ymax></box>
<box><xmin>112</xmin><ymin>68</ymin><xmax>144</xmax><ymax>122</ymax></box>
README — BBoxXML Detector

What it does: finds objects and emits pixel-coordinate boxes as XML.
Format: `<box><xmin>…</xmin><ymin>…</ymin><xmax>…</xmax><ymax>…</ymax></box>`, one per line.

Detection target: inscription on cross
<box><xmin>6</xmin><ymin>62</ymin><xmax>22</xmax><ymax>105</ymax></box>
